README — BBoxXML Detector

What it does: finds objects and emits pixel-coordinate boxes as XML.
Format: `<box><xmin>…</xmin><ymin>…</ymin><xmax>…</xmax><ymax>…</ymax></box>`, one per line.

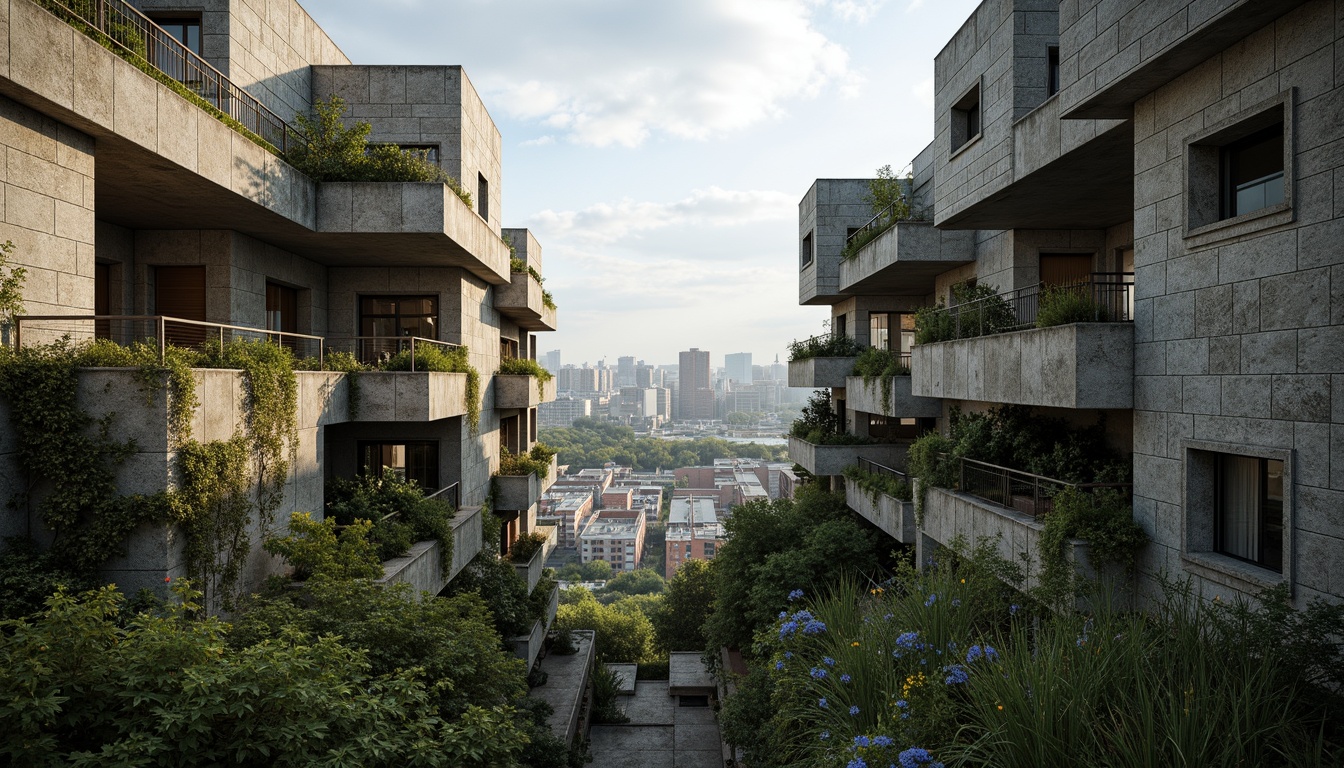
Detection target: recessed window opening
<box><xmin>478</xmin><ymin>173</ymin><xmax>489</xmax><ymax>220</ymax></box>
<box><xmin>950</xmin><ymin>84</ymin><xmax>981</xmax><ymax>152</ymax></box>
<box><xmin>1046</xmin><ymin>47</ymin><xmax>1060</xmax><ymax>97</ymax></box>
<box><xmin>801</xmin><ymin>231</ymin><xmax>814</xmax><ymax>269</ymax></box>
<box><xmin>1214</xmin><ymin>454</ymin><xmax>1284</xmax><ymax>571</ymax></box>
<box><xmin>1221</xmin><ymin>124</ymin><xmax>1284</xmax><ymax>219</ymax></box>
<box><xmin>358</xmin><ymin>440</ymin><xmax>439</xmax><ymax>490</ymax></box>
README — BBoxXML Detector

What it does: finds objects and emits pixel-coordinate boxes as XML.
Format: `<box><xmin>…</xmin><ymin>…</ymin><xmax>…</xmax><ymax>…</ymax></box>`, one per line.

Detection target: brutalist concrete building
<box><xmin>790</xmin><ymin>0</ymin><xmax>1343</xmax><ymax>606</ymax></box>
<box><xmin>0</xmin><ymin>0</ymin><xmax>559</xmax><ymax>601</ymax></box>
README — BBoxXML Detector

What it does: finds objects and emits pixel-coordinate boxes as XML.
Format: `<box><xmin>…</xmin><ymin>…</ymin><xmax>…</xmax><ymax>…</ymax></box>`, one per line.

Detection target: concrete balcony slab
<box><xmin>787</xmin><ymin>435</ymin><xmax>909</xmax><ymax>478</ymax></box>
<box><xmin>449</xmin><ymin>506</ymin><xmax>483</xmax><ymax>583</ymax></box>
<box><xmin>496</xmin><ymin>271</ymin><xmax>558</xmax><ymax>332</ymax></box>
<box><xmin>509</xmin><ymin>581</ymin><xmax>561</xmax><ymax>669</ymax></box>
<box><xmin>496</xmin><ymin>374</ymin><xmax>556</xmax><ymax>409</ymax></box>
<box><xmin>838</xmin><ymin>222</ymin><xmax>974</xmax><ymax>297</ymax></box>
<box><xmin>787</xmin><ymin>356</ymin><xmax>855</xmax><ymax>389</ymax></box>
<box><xmin>844</xmin><ymin>476</ymin><xmax>916</xmax><ymax>544</ymax></box>
<box><xmin>377</xmin><ymin>538</ymin><xmax>449</xmax><ymax>596</ymax></box>
<box><xmin>911</xmin><ymin>323</ymin><xmax>1134</xmax><ymax>410</ymax></box>
<box><xmin>531</xmin><ymin>630</ymin><xmax>596</xmax><ymax>746</ymax></box>
<box><xmin>844</xmin><ymin>375</ymin><xmax>942</xmax><ymax>419</ymax></box>
<box><xmin>354</xmin><ymin>371</ymin><xmax>469</xmax><ymax>421</ymax></box>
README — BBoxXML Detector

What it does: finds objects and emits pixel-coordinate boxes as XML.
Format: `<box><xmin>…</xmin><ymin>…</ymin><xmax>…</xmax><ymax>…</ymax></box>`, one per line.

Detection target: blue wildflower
<box><xmin>840</xmin><ymin>673</ymin><xmax>852</xmax><ymax>683</ymax></box>
<box><xmin>1009</xmin><ymin>603</ymin><xmax>1020</xmax><ymax>615</ymax></box>
<box><xmin>775</xmin><ymin>660</ymin><xmax>785</xmax><ymax>671</ymax></box>
<box><xmin>898</xmin><ymin>747</ymin><xmax>940</xmax><ymax>768</ymax></box>
<box><xmin>873</xmin><ymin>735</ymin><xmax>894</xmax><ymax>748</ymax></box>
<box><xmin>943</xmin><ymin>665</ymin><xmax>969</xmax><ymax>685</ymax></box>
<box><xmin>884</xmin><ymin>613</ymin><xmax>894</xmax><ymax>621</ymax></box>
<box><xmin>820</xmin><ymin>730</ymin><xmax>830</xmax><ymax>741</ymax></box>
<box><xmin>984</xmin><ymin>646</ymin><xmax>999</xmax><ymax>661</ymax></box>
<box><xmin>951</xmin><ymin>598</ymin><xmax>961</xmax><ymax>607</ymax></box>
<box><xmin>924</xmin><ymin>594</ymin><xmax>937</xmax><ymax>607</ymax></box>
<box><xmin>779</xmin><ymin>621</ymin><xmax>798</xmax><ymax>639</ymax></box>
<box><xmin>853</xmin><ymin>735</ymin><xmax>871</xmax><ymax>748</ymax></box>
<box><xmin>849</xmin><ymin>705</ymin><xmax>861</xmax><ymax>716</ymax></box>
<box><xmin>784</xmin><ymin>651</ymin><xmax>793</xmax><ymax>659</ymax></box>
<box><xmin>792</xmin><ymin>610</ymin><xmax>814</xmax><ymax>622</ymax></box>
<box><xmin>779</xmin><ymin>611</ymin><xmax>788</xmax><ymax>619</ymax></box>
<box><xmin>788</xmin><ymin>589</ymin><xmax>805</xmax><ymax>601</ymax></box>
<box><xmin>847</xmin><ymin>759</ymin><xmax>868</xmax><ymax>768</ymax></box>
<box><xmin>895</xmin><ymin>632</ymin><xmax>919</xmax><ymax>649</ymax></box>
<box><xmin>966</xmin><ymin>645</ymin><xmax>983</xmax><ymax>664</ymax></box>
<box><xmin>822</xmin><ymin>656</ymin><xmax>835</xmax><ymax>666</ymax></box>
<box><xmin>810</xmin><ymin>667</ymin><xmax>828</xmax><ymax>679</ymax></box>
<box><xmin>803</xmin><ymin>619</ymin><xmax>827</xmax><ymax>635</ymax></box>
<box><xmin>819</xmin><ymin>697</ymin><xmax>829</xmax><ymax>709</ymax></box>
<box><xmin>895</xmin><ymin>699</ymin><xmax>908</xmax><ymax>709</ymax></box>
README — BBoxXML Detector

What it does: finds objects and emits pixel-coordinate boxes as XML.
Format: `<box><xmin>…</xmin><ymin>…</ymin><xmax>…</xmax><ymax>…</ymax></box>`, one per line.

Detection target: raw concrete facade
<box><xmin>0</xmin><ymin>0</ymin><xmax>557</xmax><ymax>597</ymax></box>
<box><xmin>789</xmin><ymin>0</ymin><xmax>1344</xmax><ymax>608</ymax></box>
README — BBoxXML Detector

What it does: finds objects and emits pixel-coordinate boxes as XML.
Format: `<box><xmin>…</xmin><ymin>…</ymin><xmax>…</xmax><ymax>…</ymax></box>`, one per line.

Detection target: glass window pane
<box><xmin>363</xmin><ymin>297</ymin><xmax>396</xmax><ymax>315</ymax></box>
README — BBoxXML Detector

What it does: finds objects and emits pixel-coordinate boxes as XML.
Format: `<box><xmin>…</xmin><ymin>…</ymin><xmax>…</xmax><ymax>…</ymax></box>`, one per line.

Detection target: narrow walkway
<box><xmin>588</xmin><ymin>680</ymin><xmax>723</xmax><ymax>767</ymax></box>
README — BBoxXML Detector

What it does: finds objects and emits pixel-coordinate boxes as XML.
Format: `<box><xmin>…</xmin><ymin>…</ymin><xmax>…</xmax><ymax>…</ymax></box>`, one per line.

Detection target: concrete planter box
<box><xmin>354</xmin><ymin>372</ymin><xmax>469</xmax><ymax>421</ymax></box>
<box><xmin>845</xmin><ymin>476</ymin><xmax>916</xmax><ymax>544</ymax></box>
<box><xmin>788</xmin><ymin>356</ymin><xmax>856</xmax><ymax>389</ymax></box>
<box><xmin>509</xmin><ymin>582</ymin><xmax>561</xmax><ymax>669</ymax></box>
<box><xmin>910</xmin><ymin>323</ymin><xmax>1134</xmax><ymax>409</ymax></box>
<box><xmin>511</xmin><ymin>531</ymin><xmax>556</xmax><ymax>593</ymax></box>
<box><xmin>838</xmin><ymin>221</ymin><xmax>974</xmax><ymax>296</ymax></box>
<box><xmin>449</xmin><ymin>506</ymin><xmax>484</xmax><ymax>583</ymax></box>
<box><xmin>496</xmin><ymin>374</ymin><xmax>557</xmax><ymax>409</ymax></box>
<box><xmin>496</xmin><ymin>471</ymin><xmax>542</xmax><ymax>512</ymax></box>
<box><xmin>919</xmin><ymin>486</ymin><xmax>1109</xmax><ymax>594</ymax></box>
<box><xmin>844</xmin><ymin>375</ymin><xmax>942</xmax><ymax>419</ymax></box>
<box><xmin>496</xmin><ymin>272</ymin><xmax>558</xmax><ymax>332</ymax></box>
<box><xmin>787</xmin><ymin>435</ymin><xmax>909</xmax><ymax>477</ymax></box>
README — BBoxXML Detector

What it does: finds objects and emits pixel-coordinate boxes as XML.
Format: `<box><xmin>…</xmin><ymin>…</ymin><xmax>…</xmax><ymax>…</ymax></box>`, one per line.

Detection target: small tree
<box><xmin>653</xmin><ymin>558</ymin><xmax>715</xmax><ymax>652</ymax></box>
<box><xmin>0</xmin><ymin>240</ymin><xmax>26</xmax><ymax>346</ymax></box>
<box><xmin>864</xmin><ymin>164</ymin><xmax>912</xmax><ymax>221</ymax></box>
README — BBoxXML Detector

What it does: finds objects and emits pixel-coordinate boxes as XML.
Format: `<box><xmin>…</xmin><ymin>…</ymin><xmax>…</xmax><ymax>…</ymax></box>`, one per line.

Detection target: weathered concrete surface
<box><xmin>911</xmin><ymin>323</ymin><xmax>1134</xmax><ymax>409</ymax></box>
<box><xmin>495</xmin><ymin>374</ymin><xmax>555</xmax><ymax>409</ymax></box>
<box><xmin>845</xmin><ymin>476</ymin><xmax>916</xmax><ymax>544</ymax></box>
<box><xmin>838</xmin><ymin>221</ymin><xmax>975</xmax><ymax>296</ymax></box>
<box><xmin>448</xmin><ymin>506</ymin><xmax>483</xmax><ymax>583</ymax></box>
<box><xmin>607</xmin><ymin>664</ymin><xmax>638</xmax><ymax>695</ymax></box>
<box><xmin>668</xmin><ymin>652</ymin><xmax>715</xmax><ymax>696</ymax></box>
<box><xmin>589</xmin><ymin>680</ymin><xmax>724</xmax><ymax>768</ymax></box>
<box><xmin>787</xmin><ymin>435</ymin><xmax>909</xmax><ymax>478</ymax></box>
<box><xmin>787</xmin><ymin>356</ymin><xmax>855</xmax><ymax>388</ymax></box>
<box><xmin>355</xmin><ymin>371</ymin><xmax>468</xmax><ymax>421</ymax></box>
<box><xmin>845</xmin><ymin>375</ymin><xmax>943</xmax><ymax>419</ymax></box>
<box><xmin>798</xmin><ymin>178</ymin><xmax>871</xmax><ymax>305</ymax></box>
<box><xmin>530</xmin><ymin>630</ymin><xmax>595</xmax><ymax>746</ymax></box>
<box><xmin>495</xmin><ymin>270</ymin><xmax>557</xmax><ymax>332</ymax></box>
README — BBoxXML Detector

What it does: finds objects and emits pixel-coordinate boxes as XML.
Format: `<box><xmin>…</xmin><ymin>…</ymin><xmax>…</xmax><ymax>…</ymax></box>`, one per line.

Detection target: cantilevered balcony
<box><xmin>844</xmin><ymin>459</ymin><xmax>916</xmax><ymax>544</ymax></box>
<box><xmin>910</xmin><ymin>277</ymin><xmax>1135</xmax><ymax>410</ymax></box>
<box><xmin>787</xmin><ymin>435</ymin><xmax>909</xmax><ymax>478</ymax></box>
<box><xmin>496</xmin><ymin>374</ymin><xmax>557</xmax><ymax>409</ymax></box>
<box><xmin>837</xmin><ymin>220</ymin><xmax>974</xmax><ymax>297</ymax></box>
<box><xmin>496</xmin><ymin>454</ymin><xmax>559</xmax><ymax>513</ymax></box>
<box><xmin>788</xmin><ymin>352</ymin><xmax>857</xmax><ymax>390</ymax></box>
<box><xmin>845</xmin><ymin>371</ymin><xmax>941</xmax><ymax>420</ymax></box>
<box><xmin>496</xmin><ymin>271</ymin><xmax>559</xmax><ymax>332</ymax></box>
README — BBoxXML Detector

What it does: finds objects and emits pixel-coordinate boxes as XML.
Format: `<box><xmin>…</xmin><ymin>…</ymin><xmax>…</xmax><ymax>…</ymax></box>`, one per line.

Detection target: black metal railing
<box><xmin>325</xmin><ymin>336</ymin><xmax>461</xmax><ymax>370</ymax></box>
<box><xmin>941</xmin><ymin>273</ymin><xmax>1134</xmax><ymax>338</ymax></box>
<box><xmin>427</xmin><ymin>482</ymin><xmax>461</xmax><ymax>511</ymax></box>
<box><xmin>956</xmin><ymin>456</ymin><xmax>1130</xmax><ymax>519</ymax></box>
<box><xmin>13</xmin><ymin>315</ymin><xmax>324</xmax><ymax>363</ymax></box>
<box><xmin>857</xmin><ymin>457</ymin><xmax>908</xmax><ymax>483</ymax></box>
<box><xmin>37</xmin><ymin>0</ymin><xmax>303</xmax><ymax>153</ymax></box>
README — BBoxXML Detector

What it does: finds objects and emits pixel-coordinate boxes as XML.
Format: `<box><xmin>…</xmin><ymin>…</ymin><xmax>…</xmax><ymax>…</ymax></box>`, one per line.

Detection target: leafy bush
<box><xmin>284</xmin><ymin>97</ymin><xmax>472</xmax><ymax>205</ymax></box>
<box><xmin>497</xmin><ymin>356</ymin><xmax>555</xmax><ymax>399</ymax></box>
<box><xmin>325</xmin><ymin>473</ymin><xmax>455</xmax><ymax>567</ymax></box>
<box><xmin>1037</xmin><ymin>487</ymin><xmax>1148</xmax><ymax>603</ymax></box>
<box><xmin>914</xmin><ymin>283</ymin><xmax>1017</xmax><ymax>343</ymax></box>
<box><xmin>2</xmin><ymin>582</ymin><xmax>528</xmax><ymax>767</ymax></box>
<box><xmin>556</xmin><ymin>587</ymin><xmax>657</xmax><ymax>663</ymax></box>
<box><xmin>788</xmin><ymin>389</ymin><xmax>845</xmax><ymax>443</ymax></box>
<box><xmin>263</xmin><ymin>511</ymin><xmax>383</xmax><ymax>580</ymax></box>
<box><xmin>0</xmin><ymin>539</ymin><xmax>94</xmax><ymax>621</ymax></box>
<box><xmin>651</xmin><ymin>558</ymin><xmax>714</xmax><ymax>652</ymax></box>
<box><xmin>499</xmin><ymin>444</ymin><xmax>554</xmax><ymax>477</ymax></box>
<box><xmin>445</xmin><ymin>553</ymin><xmax>535</xmax><ymax>638</ymax></box>
<box><xmin>591</xmin><ymin>664</ymin><xmax>631</xmax><ymax>724</ymax></box>
<box><xmin>852</xmin><ymin>346</ymin><xmax>909</xmax><ymax>380</ymax></box>
<box><xmin>842</xmin><ymin>463</ymin><xmax>913</xmax><ymax>503</ymax></box>
<box><xmin>787</xmin><ymin>332</ymin><xmax>865</xmax><ymax>362</ymax></box>
<box><xmin>1036</xmin><ymin>284</ymin><xmax>1109</xmax><ymax>327</ymax></box>
<box><xmin>507</xmin><ymin>530</ymin><xmax>551</xmax><ymax>563</ymax></box>
<box><xmin>0</xmin><ymin>240</ymin><xmax>25</xmax><ymax>335</ymax></box>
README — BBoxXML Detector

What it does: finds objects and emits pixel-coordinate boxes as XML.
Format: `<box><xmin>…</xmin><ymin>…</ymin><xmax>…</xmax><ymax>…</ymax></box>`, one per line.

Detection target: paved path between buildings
<box><xmin>588</xmin><ymin>680</ymin><xmax>723</xmax><ymax>767</ymax></box>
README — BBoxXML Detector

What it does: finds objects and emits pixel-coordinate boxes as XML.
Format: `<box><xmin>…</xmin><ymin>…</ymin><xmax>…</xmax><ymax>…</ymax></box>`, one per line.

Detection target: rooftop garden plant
<box><xmin>499</xmin><ymin>443</ymin><xmax>556</xmax><ymax>477</ymax></box>
<box><xmin>381</xmin><ymin>343</ymin><xmax>481</xmax><ymax>432</ymax></box>
<box><xmin>842</xmin><ymin>462</ymin><xmax>913</xmax><ymax>503</ymax></box>
<box><xmin>851</xmin><ymin>346</ymin><xmax>910</xmax><ymax>416</ymax></box>
<box><xmin>839</xmin><ymin>165</ymin><xmax>930</xmax><ymax>261</ymax></box>
<box><xmin>323</xmin><ymin>472</ymin><xmax>456</xmax><ymax>569</ymax></box>
<box><xmin>1036</xmin><ymin>284</ymin><xmax>1111</xmax><ymax>327</ymax></box>
<box><xmin>497</xmin><ymin>356</ymin><xmax>554</xmax><ymax>398</ymax></box>
<box><xmin>789</xmin><ymin>389</ymin><xmax>856</xmax><ymax>445</ymax></box>
<box><xmin>914</xmin><ymin>282</ymin><xmax>1016</xmax><ymax>344</ymax></box>
<box><xmin>787</xmin><ymin>329</ymin><xmax>865</xmax><ymax>362</ymax></box>
<box><xmin>506</xmin><ymin>530</ymin><xmax>551</xmax><ymax>563</ymax></box>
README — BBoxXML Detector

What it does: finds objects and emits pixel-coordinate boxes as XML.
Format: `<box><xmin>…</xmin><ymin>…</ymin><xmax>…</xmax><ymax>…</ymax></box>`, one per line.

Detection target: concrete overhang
<box><xmin>0</xmin><ymin>0</ymin><xmax>509</xmax><ymax>284</ymax></box>
<box><xmin>838</xmin><ymin>222</ymin><xmax>974</xmax><ymax>296</ymax></box>
<box><xmin>1060</xmin><ymin>0</ymin><xmax>1310</xmax><ymax>120</ymax></box>
<box><xmin>935</xmin><ymin>115</ymin><xmax>1135</xmax><ymax>230</ymax></box>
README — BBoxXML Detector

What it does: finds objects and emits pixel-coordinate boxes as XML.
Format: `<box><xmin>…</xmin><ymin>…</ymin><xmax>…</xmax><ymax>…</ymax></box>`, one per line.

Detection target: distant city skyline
<box><xmin>541</xmin><ymin>348</ymin><xmax>785</xmax><ymax>370</ymax></box>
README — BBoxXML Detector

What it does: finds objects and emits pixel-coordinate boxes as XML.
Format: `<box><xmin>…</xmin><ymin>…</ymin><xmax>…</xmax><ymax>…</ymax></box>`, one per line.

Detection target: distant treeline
<box><xmin>540</xmin><ymin>418</ymin><xmax>788</xmax><ymax>471</ymax></box>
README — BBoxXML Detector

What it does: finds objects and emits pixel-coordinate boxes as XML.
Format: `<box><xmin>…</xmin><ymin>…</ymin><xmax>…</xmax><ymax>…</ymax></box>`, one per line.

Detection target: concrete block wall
<box><xmin>135</xmin><ymin>0</ymin><xmax>351</xmax><ymax>124</ymax></box>
<box><xmin>312</xmin><ymin>65</ymin><xmax>504</xmax><ymax>234</ymax></box>
<box><xmin>934</xmin><ymin>0</ymin><xmax>1059</xmax><ymax>222</ymax></box>
<box><xmin>0</xmin><ymin>96</ymin><xmax>96</xmax><ymax>320</ymax></box>
<box><xmin>1127</xmin><ymin>0</ymin><xmax>1344</xmax><ymax>605</ymax></box>
<box><xmin>798</xmin><ymin>179</ymin><xmax>872</xmax><ymax>305</ymax></box>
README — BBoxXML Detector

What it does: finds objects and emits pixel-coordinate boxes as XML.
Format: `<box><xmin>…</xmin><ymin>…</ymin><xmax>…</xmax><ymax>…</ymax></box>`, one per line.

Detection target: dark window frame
<box><xmin>1213</xmin><ymin>454</ymin><xmax>1284</xmax><ymax>572</ymax></box>
<box><xmin>357</xmin><ymin>440</ymin><xmax>440</xmax><ymax>491</ymax></box>
<box><xmin>1046</xmin><ymin>46</ymin><xmax>1060</xmax><ymax>97</ymax></box>
<box><xmin>950</xmin><ymin>82</ymin><xmax>982</xmax><ymax>154</ymax></box>
<box><xmin>1219</xmin><ymin>124</ymin><xmax>1285</xmax><ymax>220</ymax></box>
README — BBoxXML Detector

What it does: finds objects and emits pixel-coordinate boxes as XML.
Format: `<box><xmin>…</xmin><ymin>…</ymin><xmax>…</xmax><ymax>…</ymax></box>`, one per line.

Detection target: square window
<box><xmin>1184</xmin><ymin>90</ymin><xmax>1293</xmax><ymax>243</ymax></box>
<box><xmin>950</xmin><ymin>83</ymin><xmax>981</xmax><ymax>154</ymax></box>
<box><xmin>1215</xmin><ymin>455</ymin><xmax>1284</xmax><ymax>571</ymax></box>
<box><xmin>800</xmin><ymin>231</ymin><xmax>814</xmax><ymax>269</ymax></box>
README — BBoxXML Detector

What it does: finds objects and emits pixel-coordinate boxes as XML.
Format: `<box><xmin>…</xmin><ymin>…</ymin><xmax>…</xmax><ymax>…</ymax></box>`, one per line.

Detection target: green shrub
<box><xmin>445</xmin><ymin>553</ymin><xmax>535</xmax><ymax>638</ymax></box>
<box><xmin>263</xmin><ymin>512</ymin><xmax>383</xmax><ymax>580</ymax></box>
<box><xmin>842</xmin><ymin>463</ymin><xmax>913</xmax><ymax>503</ymax></box>
<box><xmin>499</xmin><ymin>446</ymin><xmax>553</xmax><ymax>477</ymax></box>
<box><xmin>789</xmin><ymin>389</ymin><xmax>845</xmax><ymax>442</ymax></box>
<box><xmin>591</xmin><ymin>664</ymin><xmax>630</xmax><ymax>724</ymax></box>
<box><xmin>787</xmin><ymin>332</ymin><xmax>865</xmax><ymax>362</ymax></box>
<box><xmin>1037</xmin><ymin>487</ymin><xmax>1147</xmax><ymax>604</ymax></box>
<box><xmin>556</xmin><ymin>587</ymin><xmax>657</xmax><ymax>663</ymax></box>
<box><xmin>497</xmin><ymin>356</ymin><xmax>555</xmax><ymax>399</ymax></box>
<box><xmin>324</xmin><ymin>473</ymin><xmax>455</xmax><ymax>567</ymax></box>
<box><xmin>1036</xmin><ymin>284</ymin><xmax>1109</xmax><ymax>327</ymax></box>
<box><xmin>0</xmin><ymin>539</ymin><xmax>95</xmax><ymax>621</ymax></box>
<box><xmin>507</xmin><ymin>530</ymin><xmax>551</xmax><ymax>563</ymax></box>
<box><xmin>914</xmin><ymin>283</ymin><xmax>1017</xmax><ymax>343</ymax></box>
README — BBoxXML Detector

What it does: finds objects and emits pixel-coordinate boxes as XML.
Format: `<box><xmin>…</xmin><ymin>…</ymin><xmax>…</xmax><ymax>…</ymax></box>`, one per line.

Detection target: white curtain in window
<box><xmin>1220</xmin><ymin>455</ymin><xmax>1260</xmax><ymax>559</ymax></box>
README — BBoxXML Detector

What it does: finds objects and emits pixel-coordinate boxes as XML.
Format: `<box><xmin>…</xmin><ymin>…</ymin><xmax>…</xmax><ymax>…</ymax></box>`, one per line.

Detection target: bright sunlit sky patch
<box><xmin>304</xmin><ymin>0</ymin><xmax>980</xmax><ymax>368</ymax></box>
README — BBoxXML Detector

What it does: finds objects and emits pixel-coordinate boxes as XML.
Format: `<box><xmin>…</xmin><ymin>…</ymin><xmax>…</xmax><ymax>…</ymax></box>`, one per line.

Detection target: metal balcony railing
<box><xmin>324</xmin><ymin>336</ymin><xmax>461</xmax><ymax>371</ymax></box>
<box><xmin>36</xmin><ymin>0</ymin><xmax>303</xmax><ymax>153</ymax></box>
<box><xmin>857</xmin><ymin>457</ymin><xmax>908</xmax><ymax>483</ymax></box>
<box><xmin>938</xmin><ymin>273</ymin><xmax>1135</xmax><ymax>338</ymax></box>
<box><xmin>955</xmin><ymin>456</ymin><xmax>1130</xmax><ymax>519</ymax></box>
<box><xmin>427</xmin><ymin>482</ymin><xmax>461</xmax><ymax>512</ymax></box>
<box><xmin>13</xmin><ymin>315</ymin><xmax>325</xmax><ymax>363</ymax></box>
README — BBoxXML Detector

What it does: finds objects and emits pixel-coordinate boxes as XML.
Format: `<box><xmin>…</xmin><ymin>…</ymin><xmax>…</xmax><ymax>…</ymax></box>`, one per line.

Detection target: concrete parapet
<box><xmin>844</xmin><ymin>476</ymin><xmax>916</xmax><ymax>544</ymax></box>
<box><xmin>495</xmin><ymin>374</ymin><xmax>554</xmax><ymax>409</ymax></box>
<box><xmin>376</xmin><ymin>538</ymin><xmax>448</xmax><ymax>596</ymax></box>
<box><xmin>354</xmin><ymin>371</ymin><xmax>468</xmax><ymax>421</ymax></box>
<box><xmin>449</xmin><ymin>506</ymin><xmax>483</xmax><ymax>583</ymax></box>
<box><xmin>787</xmin><ymin>356</ymin><xmax>856</xmax><ymax>389</ymax></box>
<box><xmin>911</xmin><ymin>323</ymin><xmax>1134</xmax><ymax>409</ymax></box>
<box><xmin>838</xmin><ymin>222</ymin><xmax>975</xmax><ymax>296</ymax></box>
<box><xmin>786</xmin><ymin>435</ymin><xmax>909</xmax><ymax>478</ymax></box>
<box><xmin>845</xmin><ymin>375</ymin><xmax>942</xmax><ymax>419</ymax></box>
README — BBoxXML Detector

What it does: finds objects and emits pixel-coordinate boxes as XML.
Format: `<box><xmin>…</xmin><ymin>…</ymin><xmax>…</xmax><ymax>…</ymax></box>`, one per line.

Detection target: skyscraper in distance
<box><xmin>725</xmin><ymin>352</ymin><xmax>752</xmax><ymax>384</ymax></box>
<box><xmin>678</xmin><ymin>348</ymin><xmax>714</xmax><ymax>420</ymax></box>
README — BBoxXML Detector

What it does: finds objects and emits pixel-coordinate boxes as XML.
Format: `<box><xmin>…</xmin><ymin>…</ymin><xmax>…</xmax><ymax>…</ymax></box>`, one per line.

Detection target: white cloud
<box><xmin>818</xmin><ymin>0</ymin><xmax>889</xmax><ymax>23</ymax></box>
<box><xmin>519</xmin><ymin>135</ymin><xmax>555</xmax><ymax>147</ymax></box>
<box><xmin>530</xmin><ymin>187</ymin><xmax>795</xmax><ymax>245</ymax></box>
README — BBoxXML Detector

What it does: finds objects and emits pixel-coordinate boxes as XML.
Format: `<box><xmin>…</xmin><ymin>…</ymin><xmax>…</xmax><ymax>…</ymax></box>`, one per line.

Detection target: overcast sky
<box><xmin>304</xmin><ymin>0</ymin><xmax>981</xmax><ymax>368</ymax></box>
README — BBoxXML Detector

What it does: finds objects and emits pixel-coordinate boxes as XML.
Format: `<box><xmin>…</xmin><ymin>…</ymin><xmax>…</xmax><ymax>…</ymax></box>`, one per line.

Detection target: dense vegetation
<box><xmin>541</xmin><ymin>418</ymin><xmax>786</xmax><ymax>470</ymax></box>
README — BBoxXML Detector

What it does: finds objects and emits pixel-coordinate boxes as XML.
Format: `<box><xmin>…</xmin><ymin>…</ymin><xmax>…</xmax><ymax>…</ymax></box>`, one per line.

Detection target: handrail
<box><xmin>857</xmin><ymin>457</ymin><xmax>908</xmax><ymax>482</ymax></box>
<box><xmin>954</xmin><ymin>455</ymin><xmax>1131</xmax><ymax>519</ymax></box>
<box><xmin>13</xmin><ymin>314</ymin><xmax>324</xmax><ymax>366</ymax></box>
<box><xmin>36</xmin><ymin>0</ymin><xmax>303</xmax><ymax>153</ymax></box>
<box><xmin>937</xmin><ymin>272</ymin><xmax>1135</xmax><ymax>338</ymax></box>
<box><xmin>324</xmin><ymin>336</ymin><xmax>460</xmax><ymax>371</ymax></box>
<box><xmin>845</xmin><ymin>200</ymin><xmax>905</xmax><ymax>247</ymax></box>
<box><xmin>427</xmin><ymin>482</ymin><xmax>461</xmax><ymax>511</ymax></box>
